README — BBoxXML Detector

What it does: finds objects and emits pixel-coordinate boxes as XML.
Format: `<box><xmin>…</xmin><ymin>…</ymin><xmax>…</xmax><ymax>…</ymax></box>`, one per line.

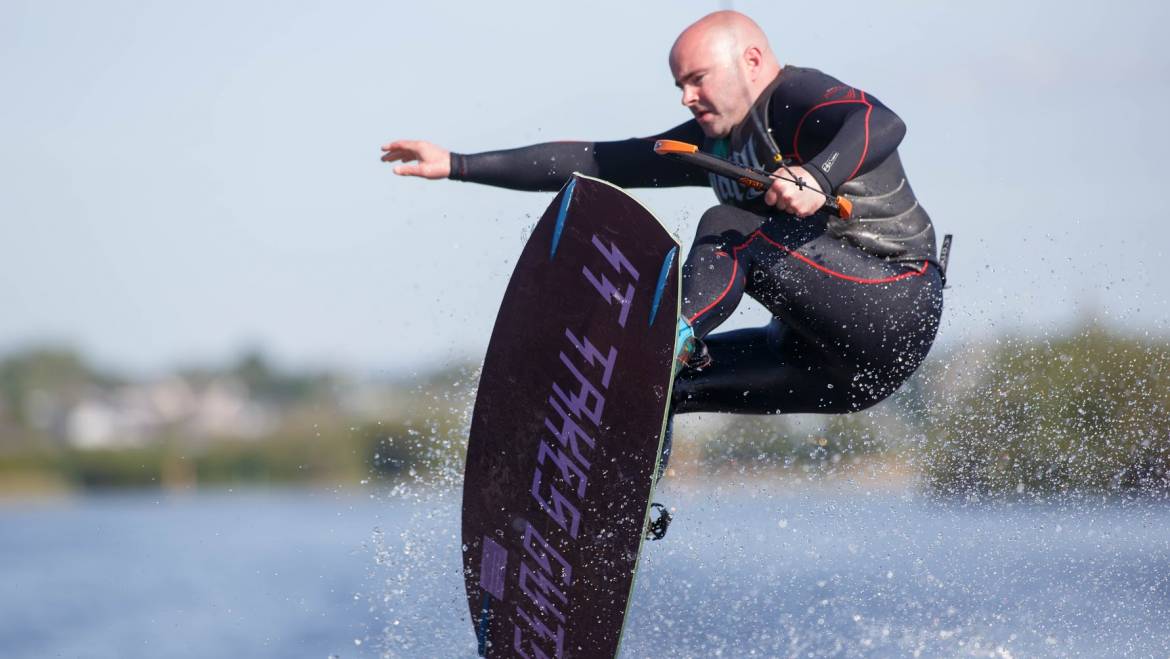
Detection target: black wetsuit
<box><xmin>451</xmin><ymin>66</ymin><xmax>943</xmax><ymax>419</ymax></box>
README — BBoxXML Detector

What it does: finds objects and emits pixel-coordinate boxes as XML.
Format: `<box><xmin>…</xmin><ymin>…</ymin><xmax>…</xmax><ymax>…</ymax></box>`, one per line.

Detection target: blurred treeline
<box><xmin>660</xmin><ymin>322</ymin><xmax>1170</xmax><ymax>496</ymax></box>
<box><xmin>1</xmin><ymin>321</ymin><xmax>1167</xmax><ymax>496</ymax></box>
<box><xmin>0</xmin><ymin>350</ymin><xmax>471</xmax><ymax>494</ymax></box>
<box><xmin>916</xmin><ymin>324</ymin><xmax>1170</xmax><ymax>495</ymax></box>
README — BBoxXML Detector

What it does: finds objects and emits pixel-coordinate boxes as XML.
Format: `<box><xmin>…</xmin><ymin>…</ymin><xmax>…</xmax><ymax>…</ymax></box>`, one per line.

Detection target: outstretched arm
<box><xmin>381</xmin><ymin>121</ymin><xmax>708</xmax><ymax>191</ymax></box>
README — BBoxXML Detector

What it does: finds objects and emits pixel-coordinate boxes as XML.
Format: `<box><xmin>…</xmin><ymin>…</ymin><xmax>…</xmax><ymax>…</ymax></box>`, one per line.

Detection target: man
<box><xmin>382</xmin><ymin>12</ymin><xmax>943</xmax><ymax>463</ymax></box>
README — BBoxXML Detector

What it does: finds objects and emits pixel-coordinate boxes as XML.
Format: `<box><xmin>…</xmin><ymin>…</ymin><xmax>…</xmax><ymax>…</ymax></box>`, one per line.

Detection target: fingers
<box><xmin>766</xmin><ymin>179</ymin><xmax>822</xmax><ymax>217</ymax></box>
<box><xmin>390</xmin><ymin>159</ymin><xmax>447</xmax><ymax>178</ymax></box>
<box><xmin>380</xmin><ymin>140</ymin><xmax>421</xmax><ymax>163</ymax></box>
<box><xmin>380</xmin><ymin>138</ymin><xmax>449</xmax><ymax>178</ymax></box>
<box><xmin>381</xmin><ymin>140</ymin><xmax>418</xmax><ymax>158</ymax></box>
<box><xmin>381</xmin><ymin>148</ymin><xmax>414</xmax><ymax>163</ymax></box>
<box><xmin>381</xmin><ymin>139</ymin><xmax>418</xmax><ymax>152</ymax></box>
<box><xmin>381</xmin><ymin>140</ymin><xmax>421</xmax><ymax>174</ymax></box>
<box><xmin>767</xmin><ymin>180</ymin><xmax>798</xmax><ymax>215</ymax></box>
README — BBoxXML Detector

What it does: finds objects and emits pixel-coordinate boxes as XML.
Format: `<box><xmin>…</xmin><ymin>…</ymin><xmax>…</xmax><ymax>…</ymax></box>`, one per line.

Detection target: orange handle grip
<box><xmin>652</xmin><ymin>139</ymin><xmax>699</xmax><ymax>155</ymax></box>
<box><xmin>652</xmin><ymin>140</ymin><xmax>853</xmax><ymax>220</ymax></box>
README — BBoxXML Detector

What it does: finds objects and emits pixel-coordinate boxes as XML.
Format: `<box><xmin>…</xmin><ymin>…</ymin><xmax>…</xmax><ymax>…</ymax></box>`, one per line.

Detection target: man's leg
<box><xmin>674</xmin><ymin>320</ymin><xmax>858</xmax><ymax>415</ymax></box>
<box><xmin>660</xmin><ymin>209</ymin><xmax>943</xmax><ymax>471</ymax></box>
<box><xmin>658</xmin><ymin>320</ymin><xmax>854</xmax><ymax>476</ymax></box>
<box><xmin>659</xmin><ymin>205</ymin><xmax>847</xmax><ymax>474</ymax></box>
<box><xmin>678</xmin><ymin>205</ymin><xmax>760</xmax><ymax>340</ymax></box>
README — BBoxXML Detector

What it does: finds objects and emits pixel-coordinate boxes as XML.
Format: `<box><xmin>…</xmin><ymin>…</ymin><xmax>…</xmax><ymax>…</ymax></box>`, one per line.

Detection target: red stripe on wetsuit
<box><xmin>686</xmin><ymin>229</ymin><xmax>930</xmax><ymax>324</ymax></box>
<box><xmin>791</xmin><ymin>92</ymin><xmax>873</xmax><ymax>184</ymax></box>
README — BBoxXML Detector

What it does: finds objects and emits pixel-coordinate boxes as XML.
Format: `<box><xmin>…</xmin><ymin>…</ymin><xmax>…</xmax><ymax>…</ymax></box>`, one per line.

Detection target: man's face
<box><xmin>670</xmin><ymin>36</ymin><xmax>750</xmax><ymax>138</ymax></box>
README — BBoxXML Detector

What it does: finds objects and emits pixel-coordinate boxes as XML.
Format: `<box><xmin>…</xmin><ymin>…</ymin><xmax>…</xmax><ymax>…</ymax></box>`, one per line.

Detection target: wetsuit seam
<box><xmin>738</xmin><ymin>229</ymin><xmax>929</xmax><ymax>284</ymax></box>
<box><xmin>688</xmin><ymin>254</ymin><xmax>739</xmax><ymax>324</ymax></box>
<box><xmin>687</xmin><ymin>222</ymin><xmax>931</xmax><ymax>327</ymax></box>
<box><xmin>449</xmin><ymin>153</ymin><xmax>467</xmax><ymax>180</ymax></box>
<box><xmin>792</xmin><ymin>97</ymin><xmax>874</xmax><ymax>168</ymax></box>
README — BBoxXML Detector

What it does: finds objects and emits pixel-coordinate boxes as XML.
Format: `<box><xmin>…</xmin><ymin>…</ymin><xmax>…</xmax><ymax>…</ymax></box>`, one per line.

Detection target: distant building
<box><xmin>61</xmin><ymin>376</ymin><xmax>274</xmax><ymax>448</ymax></box>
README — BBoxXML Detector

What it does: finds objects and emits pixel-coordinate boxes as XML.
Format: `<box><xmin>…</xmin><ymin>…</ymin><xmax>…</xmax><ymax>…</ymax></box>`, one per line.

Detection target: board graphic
<box><xmin>461</xmin><ymin>174</ymin><xmax>680</xmax><ymax>658</ymax></box>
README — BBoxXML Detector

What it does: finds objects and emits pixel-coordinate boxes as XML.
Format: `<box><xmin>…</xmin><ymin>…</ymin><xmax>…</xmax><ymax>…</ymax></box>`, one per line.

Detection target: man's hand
<box><xmin>381</xmin><ymin>140</ymin><xmax>451</xmax><ymax>179</ymax></box>
<box><xmin>764</xmin><ymin>165</ymin><xmax>825</xmax><ymax>218</ymax></box>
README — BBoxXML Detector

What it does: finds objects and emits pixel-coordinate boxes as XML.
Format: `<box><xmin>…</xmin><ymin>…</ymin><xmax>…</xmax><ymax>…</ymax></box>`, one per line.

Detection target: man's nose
<box><xmin>680</xmin><ymin>84</ymin><xmax>698</xmax><ymax>107</ymax></box>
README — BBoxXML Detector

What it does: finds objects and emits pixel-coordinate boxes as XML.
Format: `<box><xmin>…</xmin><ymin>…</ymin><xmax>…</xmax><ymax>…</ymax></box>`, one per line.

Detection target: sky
<box><xmin>2</xmin><ymin>0</ymin><xmax>1169</xmax><ymax>377</ymax></box>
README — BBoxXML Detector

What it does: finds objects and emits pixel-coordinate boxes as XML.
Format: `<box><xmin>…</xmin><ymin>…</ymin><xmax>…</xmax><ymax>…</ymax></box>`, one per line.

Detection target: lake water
<box><xmin>2</xmin><ymin>479</ymin><xmax>1168</xmax><ymax>658</ymax></box>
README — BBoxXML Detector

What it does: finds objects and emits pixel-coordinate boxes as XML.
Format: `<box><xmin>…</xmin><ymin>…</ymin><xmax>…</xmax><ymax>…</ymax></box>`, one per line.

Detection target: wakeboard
<box><xmin>461</xmin><ymin>173</ymin><xmax>680</xmax><ymax>658</ymax></box>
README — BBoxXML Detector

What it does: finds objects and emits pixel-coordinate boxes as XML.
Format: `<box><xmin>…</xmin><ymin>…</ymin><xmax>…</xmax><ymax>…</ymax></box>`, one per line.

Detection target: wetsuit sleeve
<box><xmin>448</xmin><ymin>121</ymin><xmax>708</xmax><ymax>191</ymax></box>
<box><xmin>772</xmin><ymin>70</ymin><xmax>906</xmax><ymax>194</ymax></box>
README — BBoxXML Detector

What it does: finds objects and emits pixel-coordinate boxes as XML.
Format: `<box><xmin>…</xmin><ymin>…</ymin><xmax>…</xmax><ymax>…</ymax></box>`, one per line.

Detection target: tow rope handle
<box><xmin>653</xmin><ymin>139</ymin><xmax>853</xmax><ymax>220</ymax></box>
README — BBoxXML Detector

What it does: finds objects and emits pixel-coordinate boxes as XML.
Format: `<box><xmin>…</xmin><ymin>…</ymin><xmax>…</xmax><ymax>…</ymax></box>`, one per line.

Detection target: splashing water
<box><xmin>356</xmin><ymin>322</ymin><xmax>1170</xmax><ymax>657</ymax></box>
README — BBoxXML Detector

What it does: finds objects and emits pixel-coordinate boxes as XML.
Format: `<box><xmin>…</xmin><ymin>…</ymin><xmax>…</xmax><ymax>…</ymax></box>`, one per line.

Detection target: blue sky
<box><xmin>3</xmin><ymin>0</ymin><xmax>1168</xmax><ymax>376</ymax></box>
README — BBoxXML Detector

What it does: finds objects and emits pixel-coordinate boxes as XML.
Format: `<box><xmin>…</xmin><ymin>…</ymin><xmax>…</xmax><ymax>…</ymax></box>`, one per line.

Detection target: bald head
<box><xmin>669</xmin><ymin>11</ymin><xmax>781</xmax><ymax>138</ymax></box>
<box><xmin>670</xmin><ymin>11</ymin><xmax>778</xmax><ymax>74</ymax></box>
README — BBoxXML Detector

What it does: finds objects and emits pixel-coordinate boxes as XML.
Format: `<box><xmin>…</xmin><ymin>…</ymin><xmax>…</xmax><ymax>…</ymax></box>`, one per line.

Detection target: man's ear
<box><xmin>742</xmin><ymin>45</ymin><xmax>764</xmax><ymax>81</ymax></box>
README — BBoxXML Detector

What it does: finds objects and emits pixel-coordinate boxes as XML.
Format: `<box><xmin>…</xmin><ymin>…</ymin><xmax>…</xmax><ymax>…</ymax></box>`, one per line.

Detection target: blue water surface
<box><xmin>0</xmin><ymin>488</ymin><xmax>384</xmax><ymax>659</ymax></box>
<box><xmin>2</xmin><ymin>480</ymin><xmax>1169</xmax><ymax>658</ymax></box>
